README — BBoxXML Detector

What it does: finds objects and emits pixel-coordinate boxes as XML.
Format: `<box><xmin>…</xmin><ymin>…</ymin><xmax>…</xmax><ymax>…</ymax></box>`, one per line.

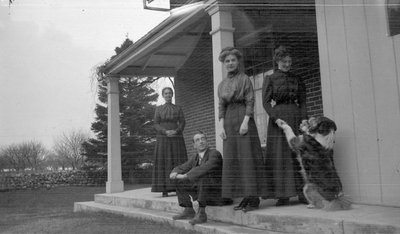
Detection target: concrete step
<box><xmin>89</xmin><ymin>187</ymin><xmax>400</xmax><ymax>234</ymax></box>
<box><xmin>74</xmin><ymin>201</ymin><xmax>281</xmax><ymax>234</ymax></box>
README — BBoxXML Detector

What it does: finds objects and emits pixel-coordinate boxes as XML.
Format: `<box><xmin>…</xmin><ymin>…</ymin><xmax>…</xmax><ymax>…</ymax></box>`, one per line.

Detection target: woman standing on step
<box><xmin>262</xmin><ymin>46</ymin><xmax>308</xmax><ymax>206</ymax></box>
<box><xmin>218</xmin><ymin>47</ymin><xmax>268</xmax><ymax>212</ymax></box>
<box><xmin>152</xmin><ymin>87</ymin><xmax>188</xmax><ymax>197</ymax></box>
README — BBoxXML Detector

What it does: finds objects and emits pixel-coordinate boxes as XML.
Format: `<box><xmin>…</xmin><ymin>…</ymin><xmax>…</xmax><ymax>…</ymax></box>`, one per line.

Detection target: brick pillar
<box><xmin>205</xmin><ymin>3</ymin><xmax>234</xmax><ymax>153</ymax></box>
<box><xmin>106</xmin><ymin>76</ymin><xmax>124</xmax><ymax>193</ymax></box>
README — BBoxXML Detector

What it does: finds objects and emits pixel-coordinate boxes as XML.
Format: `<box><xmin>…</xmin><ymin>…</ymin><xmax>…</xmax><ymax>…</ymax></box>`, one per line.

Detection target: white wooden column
<box><xmin>106</xmin><ymin>76</ymin><xmax>124</xmax><ymax>193</ymax></box>
<box><xmin>206</xmin><ymin>3</ymin><xmax>234</xmax><ymax>153</ymax></box>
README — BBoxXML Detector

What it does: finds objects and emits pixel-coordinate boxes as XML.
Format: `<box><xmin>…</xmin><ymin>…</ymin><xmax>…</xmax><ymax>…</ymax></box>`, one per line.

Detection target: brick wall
<box><xmin>301</xmin><ymin>70</ymin><xmax>323</xmax><ymax>118</ymax></box>
<box><xmin>174</xmin><ymin>7</ymin><xmax>323</xmax><ymax>156</ymax></box>
<box><xmin>236</xmin><ymin>6</ymin><xmax>323</xmax><ymax>118</ymax></box>
<box><xmin>175</xmin><ymin>30</ymin><xmax>215</xmax><ymax>157</ymax></box>
<box><xmin>289</xmin><ymin>32</ymin><xmax>324</xmax><ymax>118</ymax></box>
<box><xmin>240</xmin><ymin>37</ymin><xmax>323</xmax><ymax>119</ymax></box>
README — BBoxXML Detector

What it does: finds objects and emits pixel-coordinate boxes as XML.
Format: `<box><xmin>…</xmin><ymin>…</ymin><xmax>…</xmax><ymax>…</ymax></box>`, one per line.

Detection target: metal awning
<box><xmin>104</xmin><ymin>2</ymin><xmax>208</xmax><ymax>77</ymax></box>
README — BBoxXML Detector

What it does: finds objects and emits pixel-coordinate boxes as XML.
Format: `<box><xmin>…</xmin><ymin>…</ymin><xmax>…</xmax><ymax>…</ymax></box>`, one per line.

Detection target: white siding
<box><xmin>316</xmin><ymin>0</ymin><xmax>400</xmax><ymax>206</ymax></box>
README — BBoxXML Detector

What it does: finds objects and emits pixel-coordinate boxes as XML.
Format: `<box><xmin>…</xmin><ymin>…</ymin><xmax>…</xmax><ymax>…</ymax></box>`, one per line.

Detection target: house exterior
<box><xmin>102</xmin><ymin>0</ymin><xmax>400</xmax><ymax>208</ymax></box>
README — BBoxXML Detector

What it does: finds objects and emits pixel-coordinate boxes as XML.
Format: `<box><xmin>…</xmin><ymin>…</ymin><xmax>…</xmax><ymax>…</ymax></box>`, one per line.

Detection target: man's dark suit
<box><xmin>171</xmin><ymin>148</ymin><xmax>230</xmax><ymax>207</ymax></box>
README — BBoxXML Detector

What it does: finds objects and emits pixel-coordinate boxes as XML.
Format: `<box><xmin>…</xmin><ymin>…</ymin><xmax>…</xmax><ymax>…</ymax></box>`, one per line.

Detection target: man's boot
<box><xmin>189</xmin><ymin>207</ymin><xmax>207</xmax><ymax>225</ymax></box>
<box><xmin>172</xmin><ymin>207</ymin><xmax>195</xmax><ymax>220</ymax></box>
<box><xmin>243</xmin><ymin>196</ymin><xmax>260</xmax><ymax>212</ymax></box>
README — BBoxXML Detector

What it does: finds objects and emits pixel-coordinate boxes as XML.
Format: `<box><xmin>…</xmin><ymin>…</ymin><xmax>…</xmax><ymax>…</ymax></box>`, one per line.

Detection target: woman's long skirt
<box><xmin>264</xmin><ymin>103</ymin><xmax>304</xmax><ymax>198</ymax></box>
<box><xmin>151</xmin><ymin>133</ymin><xmax>187</xmax><ymax>193</ymax></box>
<box><xmin>221</xmin><ymin>103</ymin><xmax>268</xmax><ymax>198</ymax></box>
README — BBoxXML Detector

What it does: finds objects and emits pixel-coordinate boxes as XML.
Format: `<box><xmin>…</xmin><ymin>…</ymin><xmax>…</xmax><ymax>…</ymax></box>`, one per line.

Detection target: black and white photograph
<box><xmin>1</xmin><ymin>0</ymin><xmax>400</xmax><ymax>233</ymax></box>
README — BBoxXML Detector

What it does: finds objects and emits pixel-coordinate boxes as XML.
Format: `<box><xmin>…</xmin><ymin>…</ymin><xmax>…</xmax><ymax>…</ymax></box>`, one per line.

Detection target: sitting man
<box><xmin>169</xmin><ymin>131</ymin><xmax>232</xmax><ymax>225</ymax></box>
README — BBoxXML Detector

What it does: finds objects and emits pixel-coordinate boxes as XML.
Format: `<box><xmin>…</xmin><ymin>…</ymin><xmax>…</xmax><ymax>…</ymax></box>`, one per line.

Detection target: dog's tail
<box><xmin>323</xmin><ymin>195</ymin><xmax>352</xmax><ymax>211</ymax></box>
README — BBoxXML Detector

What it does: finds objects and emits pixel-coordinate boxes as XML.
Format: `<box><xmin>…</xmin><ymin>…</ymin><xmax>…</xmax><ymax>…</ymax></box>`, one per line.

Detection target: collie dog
<box><xmin>277</xmin><ymin>116</ymin><xmax>351</xmax><ymax>211</ymax></box>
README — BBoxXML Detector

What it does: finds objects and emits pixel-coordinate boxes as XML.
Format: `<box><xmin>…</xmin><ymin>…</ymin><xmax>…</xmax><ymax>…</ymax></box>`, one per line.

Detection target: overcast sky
<box><xmin>0</xmin><ymin>0</ymin><xmax>169</xmax><ymax>148</ymax></box>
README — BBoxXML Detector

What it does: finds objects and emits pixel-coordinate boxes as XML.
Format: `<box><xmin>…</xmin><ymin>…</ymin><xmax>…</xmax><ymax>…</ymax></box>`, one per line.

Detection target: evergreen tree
<box><xmin>82</xmin><ymin>38</ymin><xmax>158</xmax><ymax>179</ymax></box>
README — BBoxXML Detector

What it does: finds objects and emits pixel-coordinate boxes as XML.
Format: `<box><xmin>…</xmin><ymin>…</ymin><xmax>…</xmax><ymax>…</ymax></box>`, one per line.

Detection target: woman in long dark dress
<box><xmin>152</xmin><ymin>87</ymin><xmax>187</xmax><ymax>197</ymax></box>
<box><xmin>262</xmin><ymin>46</ymin><xmax>308</xmax><ymax>206</ymax></box>
<box><xmin>218</xmin><ymin>47</ymin><xmax>268</xmax><ymax>211</ymax></box>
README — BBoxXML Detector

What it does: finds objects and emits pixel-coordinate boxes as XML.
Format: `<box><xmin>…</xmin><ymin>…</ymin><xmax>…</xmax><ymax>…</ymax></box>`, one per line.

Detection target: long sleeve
<box><xmin>186</xmin><ymin>149</ymin><xmax>222</xmax><ymax>182</ymax></box>
<box><xmin>153</xmin><ymin>107</ymin><xmax>167</xmax><ymax>135</ymax></box>
<box><xmin>172</xmin><ymin>155</ymin><xmax>195</xmax><ymax>174</ymax></box>
<box><xmin>298</xmin><ymin>79</ymin><xmax>308</xmax><ymax>120</ymax></box>
<box><xmin>262</xmin><ymin>75</ymin><xmax>277</xmax><ymax>122</ymax></box>
<box><xmin>243</xmin><ymin>76</ymin><xmax>255</xmax><ymax>117</ymax></box>
<box><xmin>175</xmin><ymin>106</ymin><xmax>185</xmax><ymax>134</ymax></box>
<box><xmin>218</xmin><ymin>83</ymin><xmax>227</xmax><ymax>120</ymax></box>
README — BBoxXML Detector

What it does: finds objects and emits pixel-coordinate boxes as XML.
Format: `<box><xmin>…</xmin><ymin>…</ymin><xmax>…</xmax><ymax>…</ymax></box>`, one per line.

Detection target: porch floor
<box><xmin>74</xmin><ymin>187</ymin><xmax>400</xmax><ymax>234</ymax></box>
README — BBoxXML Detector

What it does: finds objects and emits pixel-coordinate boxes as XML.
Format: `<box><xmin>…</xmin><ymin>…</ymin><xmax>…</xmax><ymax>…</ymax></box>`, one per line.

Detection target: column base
<box><xmin>106</xmin><ymin>180</ymin><xmax>124</xmax><ymax>193</ymax></box>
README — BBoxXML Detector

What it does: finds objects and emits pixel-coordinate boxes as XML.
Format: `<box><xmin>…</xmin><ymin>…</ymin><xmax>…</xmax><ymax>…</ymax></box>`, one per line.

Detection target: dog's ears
<box><xmin>308</xmin><ymin>116</ymin><xmax>337</xmax><ymax>135</ymax></box>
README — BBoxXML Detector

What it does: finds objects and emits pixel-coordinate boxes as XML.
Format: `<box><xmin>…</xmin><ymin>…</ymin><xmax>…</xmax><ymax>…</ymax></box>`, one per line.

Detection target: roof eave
<box><xmin>104</xmin><ymin>2</ymin><xmax>206</xmax><ymax>76</ymax></box>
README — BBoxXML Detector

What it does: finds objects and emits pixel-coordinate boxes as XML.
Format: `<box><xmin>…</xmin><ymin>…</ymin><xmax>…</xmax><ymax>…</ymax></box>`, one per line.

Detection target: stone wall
<box><xmin>0</xmin><ymin>170</ymin><xmax>107</xmax><ymax>191</ymax></box>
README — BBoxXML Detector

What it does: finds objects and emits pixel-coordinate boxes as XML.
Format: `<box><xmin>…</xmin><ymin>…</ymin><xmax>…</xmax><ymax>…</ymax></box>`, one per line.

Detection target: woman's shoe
<box><xmin>275</xmin><ymin>198</ymin><xmax>290</xmax><ymax>206</ymax></box>
<box><xmin>242</xmin><ymin>196</ymin><xmax>260</xmax><ymax>212</ymax></box>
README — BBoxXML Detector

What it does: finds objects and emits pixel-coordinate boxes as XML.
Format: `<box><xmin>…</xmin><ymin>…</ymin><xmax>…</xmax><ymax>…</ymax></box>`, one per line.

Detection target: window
<box><xmin>387</xmin><ymin>0</ymin><xmax>400</xmax><ymax>36</ymax></box>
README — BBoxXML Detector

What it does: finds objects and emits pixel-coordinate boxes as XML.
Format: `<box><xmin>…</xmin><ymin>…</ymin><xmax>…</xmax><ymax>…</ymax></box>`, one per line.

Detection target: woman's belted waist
<box><xmin>160</xmin><ymin>120</ymin><xmax>178</xmax><ymax>124</ymax></box>
<box><xmin>229</xmin><ymin>100</ymin><xmax>246</xmax><ymax>105</ymax></box>
<box><xmin>276</xmin><ymin>99</ymin><xmax>296</xmax><ymax>105</ymax></box>
<box><xmin>159</xmin><ymin>121</ymin><xmax>178</xmax><ymax>129</ymax></box>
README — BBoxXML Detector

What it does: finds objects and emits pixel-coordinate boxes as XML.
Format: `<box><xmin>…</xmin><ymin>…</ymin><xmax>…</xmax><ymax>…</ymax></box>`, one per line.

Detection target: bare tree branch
<box><xmin>0</xmin><ymin>141</ymin><xmax>47</xmax><ymax>171</ymax></box>
<box><xmin>53</xmin><ymin>130</ymin><xmax>89</xmax><ymax>170</ymax></box>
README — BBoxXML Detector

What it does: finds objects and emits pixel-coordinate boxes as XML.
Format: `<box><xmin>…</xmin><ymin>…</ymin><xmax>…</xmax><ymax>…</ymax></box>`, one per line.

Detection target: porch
<box><xmin>78</xmin><ymin>1</ymin><xmax>400</xmax><ymax>231</ymax></box>
<box><xmin>74</xmin><ymin>186</ymin><xmax>400</xmax><ymax>234</ymax></box>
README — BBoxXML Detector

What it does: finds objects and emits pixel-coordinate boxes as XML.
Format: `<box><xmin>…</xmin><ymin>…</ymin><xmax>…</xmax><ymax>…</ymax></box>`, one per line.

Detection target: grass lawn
<box><xmin>0</xmin><ymin>185</ymin><xmax>200</xmax><ymax>234</ymax></box>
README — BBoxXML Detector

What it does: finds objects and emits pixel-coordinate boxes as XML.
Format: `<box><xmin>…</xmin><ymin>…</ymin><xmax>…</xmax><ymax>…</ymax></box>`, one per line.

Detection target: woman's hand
<box><xmin>169</xmin><ymin>172</ymin><xmax>178</xmax><ymax>179</ymax></box>
<box><xmin>275</xmin><ymin>118</ymin><xmax>288</xmax><ymax>130</ymax></box>
<box><xmin>239</xmin><ymin>115</ymin><xmax>250</xmax><ymax>135</ymax></box>
<box><xmin>176</xmin><ymin>174</ymin><xmax>187</xmax><ymax>180</ymax></box>
<box><xmin>220</xmin><ymin>128</ymin><xmax>227</xmax><ymax>140</ymax></box>
<box><xmin>239</xmin><ymin>122</ymin><xmax>248</xmax><ymax>135</ymax></box>
<box><xmin>166</xmin><ymin>130</ymin><xmax>177</xmax><ymax>137</ymax></box>
<box><xmin>219</xmin><ymin>118</ymin><xmax>227</xmax><ymax>140</ymax></box>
